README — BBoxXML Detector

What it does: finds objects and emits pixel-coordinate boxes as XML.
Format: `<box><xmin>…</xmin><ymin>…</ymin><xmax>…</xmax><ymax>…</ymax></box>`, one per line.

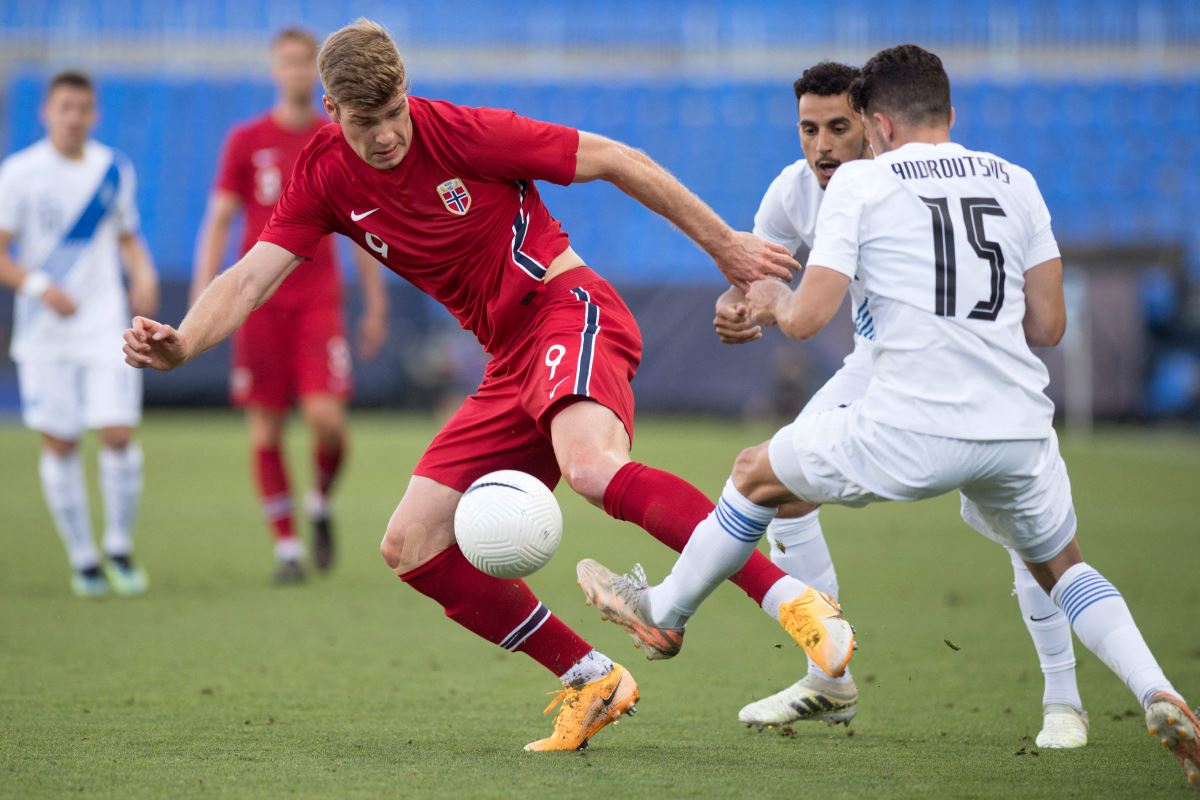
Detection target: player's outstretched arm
<box><xmin>350</xmin><ymin>242</ymin><xmax>389</xmax><ymax>361</ymax></box>
<box><xmin>572</xmin><ymin>132</ymin><xmax>798</xmax><ymax>289</ymax></box>
<box><xmin>190</xmin><ymin>191</ymin><xmax>242</xmax><ymax>307</ymax></box>
<box><xmin>745</xmin><ymin>266</ymin><xmax>849</xmax><ymax>340</ymax></box>
<box><xmin>123</xmin><ymin>240</ymin><xmax>301</xmax><ymax>370</ymax></box>
<box><xmin>713</xmin><ymin>285</ymin><xmax>763</xmax><ymax>344</ymax></box>
<box><xmin>1022</xmin><ymin>258</ymin><xmax>1066</xmax><ymax>347</ymax></box>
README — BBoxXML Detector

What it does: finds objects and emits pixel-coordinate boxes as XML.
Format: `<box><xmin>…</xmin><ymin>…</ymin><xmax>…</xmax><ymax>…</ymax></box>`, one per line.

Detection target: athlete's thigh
<box><xmin>17</xmin><ymin>359</ymin><xmax>84</xmax><ymax>440</ymax></box>
<box><xmin>519</xmin><ymin>274</ymin><xmax>641</xmax><ymax>444</ymax></box>
<box><xmin>294</xmin><ymin>301</ymin><xmax>353</xmax><ymax>402</ymax></box>
<box><xmin>82</xmin><ymin>362</ymin><xmax>142</xmax><ymax>431</ymax></box>
<box><xmin>798</xmin><ymin>344</ymin><xmax>874</xmax><ymax>418</ymax></box>
<box><xmin>414</xmin><ymin>361</ymin><xmax>560</xmax><ymax>493</ymax></box>
<box><xmin>959</xmin><ymin>432</ymin><xmax>1077</xmax><ymax>564</ymax></box>
<box><xmin>230</xmin><ymin>308</ymin><xmax>290</xmax><ymax>411</ymax></box>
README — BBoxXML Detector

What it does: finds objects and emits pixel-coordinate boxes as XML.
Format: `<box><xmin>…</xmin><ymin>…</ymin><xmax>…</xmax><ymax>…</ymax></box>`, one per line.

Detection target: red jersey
<box><xmin>258</xmin><ymin>97</ymin><xmax>577</xmax><ymax>357</ymax></box>
<box><xmin>215</xmin><ymin>112</ymin><xmax>341</xmax><ymax>308</ymax></box>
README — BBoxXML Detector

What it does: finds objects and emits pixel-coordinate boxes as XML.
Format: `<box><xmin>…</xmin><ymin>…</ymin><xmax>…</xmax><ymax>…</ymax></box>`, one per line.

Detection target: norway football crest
<box><xmin>437</xmin><ymin>178</ymin><xmax>471</xmax><ymax>216</ymax></box>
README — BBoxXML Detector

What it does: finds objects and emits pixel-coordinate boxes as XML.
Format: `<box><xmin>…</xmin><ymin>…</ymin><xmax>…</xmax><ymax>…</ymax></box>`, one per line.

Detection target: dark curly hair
<box><xmin>849</xmin><ymin>44</ymin><xmax>950</xmax><ymax>126</ymax></box>
<box><xmin>792</xmin><ymin>61</ymin><xmax>860</xmax><ymax>100</ymax></box>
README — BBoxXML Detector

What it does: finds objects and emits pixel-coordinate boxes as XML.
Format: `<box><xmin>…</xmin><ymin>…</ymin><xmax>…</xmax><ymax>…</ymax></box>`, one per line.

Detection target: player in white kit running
<box><xmin>715</xmin><ymin>62</ymin><xmax>1088</xmax><ymax>749</ymax></box>
<box><xmin>580</xmin><ymin>46</ymin><xmax>1198</xmax><ymax>788</ymax></box>
<box><xmin>0</xmin><ymin>71</ymin><xmax>158</xmax><ymax>597</ymax></box>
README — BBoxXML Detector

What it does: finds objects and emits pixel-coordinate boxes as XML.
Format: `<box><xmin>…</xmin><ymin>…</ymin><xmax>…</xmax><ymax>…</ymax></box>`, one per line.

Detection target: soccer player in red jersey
<box><xmin>124</xmin><ymin>19</ymin><xmax>801</xmax><ymax>750</ymax></box>
<box><xmin>191</xmin><ymin>28</ymin><xmax>390</xmax><ymax>583</ymax></box>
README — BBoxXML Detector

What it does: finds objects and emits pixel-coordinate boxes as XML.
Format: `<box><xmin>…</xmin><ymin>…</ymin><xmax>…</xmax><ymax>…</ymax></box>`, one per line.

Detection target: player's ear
<box><xmin>948</xmin><ymin>106</ymin><xmax>956</xmax><ymax>131</ymax></box>
<box><xmin>322</xmin><ymin>95</ymin><xmax>338</xmax><ymax>122</ymax></box>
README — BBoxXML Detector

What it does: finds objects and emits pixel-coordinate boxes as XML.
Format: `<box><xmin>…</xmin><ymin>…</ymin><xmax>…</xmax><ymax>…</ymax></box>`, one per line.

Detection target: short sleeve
<box><xmin>1023</xmin><ymin>175</ymin><xmax>1060</xmax><ymax>269</ymax></box>
<box><xmin>806</xmin><ymin>166</ymin><xmax>865</xmax><ymax>279</ymax></box>
<box><xmin>752</xmin><ymin>171</ymin><xmax>804</xmax><ymax>253</ymax></box>
<box><xmin>0</xmin><ymin>158</ymin><xmax>24</xmax><ymax>235</ymax></box>
<box><xmin>214</xmin><ymin>129</ymin><xmax>250</xmax><ymax>200</ymax></box>
<box><xmin>450</xmin><ymin>106</ymin><xmax>579</xmax><ymax>186</ymax></box>
<box><xmin>114</xmin><ymin>154</ymin><xmax>140</xmax><ymax>234</ymax></box>
<box><xmin>257</xmin><ymin>156</ymin><xmax>334</xmax><ymax>259</ymax></box>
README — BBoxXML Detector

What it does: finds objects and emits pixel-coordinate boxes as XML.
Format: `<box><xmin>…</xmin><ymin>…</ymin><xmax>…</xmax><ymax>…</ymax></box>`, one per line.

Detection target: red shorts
<box><xmin>230</xmin><ymin>300</ymin><xmax>351</xmax><ymax>410</ymax></box>
<box><xmin>415</xmin><ymin>268</ymin><xmax>641</xmax><ymax>492</ymax></box>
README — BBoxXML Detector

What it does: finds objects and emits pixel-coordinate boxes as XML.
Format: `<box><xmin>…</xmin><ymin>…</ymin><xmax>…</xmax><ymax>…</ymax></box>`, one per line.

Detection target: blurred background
<box><xmin>1</xmin><ymin>0</ymin><xmax>1199</xmax><ymax>425</ymax></box>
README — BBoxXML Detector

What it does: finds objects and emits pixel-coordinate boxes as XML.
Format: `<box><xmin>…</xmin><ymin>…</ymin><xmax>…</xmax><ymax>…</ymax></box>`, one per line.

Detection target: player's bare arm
<box><xmin>1022</xmin><ymin>257</ymin><xmax>1066</xmax><ymax>347</ymax></box>
<box><xmin>0</xmin><ymin>228</ymin><xmax>77</xmax><ymax>316</ymax></box>
<box><xmin>745</xmin><ymin>265</ymin><xmax>849</xmax><ymax>340</ymax></box>
<box><xmin>712</xmin><ymin>285</ymin><xmax>762</xmax><ymax>344</ymax></box>
<box><xmin>190</xmin><ymin>190</ymin><xmax>243</xmax><ymax>307</ymax></box>
<box><xmin>351</xmin><ymin>242</ymin><xmax>389</xmax><ymax>360</ymax></box>
<box><xmin>572</xmin><ymin>131</ymin><xmax>798</xmax><ymax>289</ymax></box>
<box><xmin>118</xmin><ymin>231</ymin><xmax>159</xmax><ymax>317</ymax></box>
<box><xmin>124</xmin><ymin>240</ymin><xmax>300</xmax><ymax>370</ymax></box>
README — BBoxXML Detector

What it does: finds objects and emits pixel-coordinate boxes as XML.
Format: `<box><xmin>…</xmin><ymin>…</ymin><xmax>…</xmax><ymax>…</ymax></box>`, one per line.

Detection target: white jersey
<box><xmin>807</xmin><ymin>141</ymin><xmax>1059</xmax><ymax>441</ymax></box>
<box><xmin>753</xmin><ymin>159</ymin><xmax>875</xmax><ymax>343</ymax></box>
<box><xmin>0</xmin><ymin>139</ymin><xmax>139</xmax><ymax>365</ymax></box>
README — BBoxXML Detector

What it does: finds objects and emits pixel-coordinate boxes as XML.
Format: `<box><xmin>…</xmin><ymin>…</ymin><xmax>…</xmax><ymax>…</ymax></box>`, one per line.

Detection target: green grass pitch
<box><xmin>1</xmin><ymin>412</ymin><xmax>1198</xmax><ymax>798</ymax></box>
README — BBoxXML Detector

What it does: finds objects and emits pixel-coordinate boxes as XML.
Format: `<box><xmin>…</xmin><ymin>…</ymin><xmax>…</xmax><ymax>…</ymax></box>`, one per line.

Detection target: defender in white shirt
<box><xmin>582</xmin><ymin>46</ymin><xmax>1197</xmax><ymax>788</ymax></box>
<box><xmin>717</xmin><ymin>62</ymin><xmax>1088</xmax><ymax>748</ymax></box>
<box><xmin>0</xmin><ymin>71</ymin><xmax>159</xmax><ymax>597</ymax></box>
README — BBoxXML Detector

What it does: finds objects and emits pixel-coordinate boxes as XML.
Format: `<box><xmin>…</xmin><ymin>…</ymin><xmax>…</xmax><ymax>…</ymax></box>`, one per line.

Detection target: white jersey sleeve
<box><xmin>113</xmin><ymin>153</ymin><xmax>140</xmax><ymax>235</ymax></box>
<box><xmin>0</xmin><ymin>156</ymin><xmax>25</xmax><ymax>234</ymax></box>
<box><xmin>753</xmin><ymin>168</ymin><xmax>804</xmax><ymax>253</ymax></box>
<box><xmin>807</xmin><ymin>163</ymin><xmax>871</xmax><ymax>280</ymax></box>
<box><xmin>1022</xmin><ymin>172</ymin><xmax>1059</xmax><ymax>269</ymax></box>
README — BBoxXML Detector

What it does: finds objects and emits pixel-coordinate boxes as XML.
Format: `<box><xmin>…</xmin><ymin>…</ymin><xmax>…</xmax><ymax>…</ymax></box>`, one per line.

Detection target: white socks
<box><xmin>646</xmin><ymin>479</ymin><xmax>777</xmax><ymax>629</ymax></box>
<box><xmin>1009</xmin><ymin>549</ymin><xmax>1081</xmax><ymax>710</ymax></box>
<box><xmin>39</xmin><ymin>449</ymin><xmax>100</xmax><ymax>571</ymax></box>
<box><xmin>1051</xmin><ymin>561</ymin><xmax>1175</xmax><ymax>708</ymax></box>
<box><xmin>765</xmin><ymin>510</ymin><xmax>851</xmax><ymax>684</ymax></box>
<box><xmin>100</xmin><ymin>443</ymin><xmax>143</xmax><ymax>557</ymax></box>
<box><xmin>559</xmin><ymin>649</ymin><xmax>615</xmax><ymax>688</ymax></box>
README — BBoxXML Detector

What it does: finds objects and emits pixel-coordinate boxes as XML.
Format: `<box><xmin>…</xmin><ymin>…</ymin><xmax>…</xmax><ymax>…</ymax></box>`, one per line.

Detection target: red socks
<box><xmin>400</xmin><ymin>546</ymin><xmax>593</xmax><ymax>676</ymax></box>
<box><xmin>603</xmin><ymin>462</ymin><xmax>785</xmax><ymax>606</ymax></box>
<box><xmin>253</xmin><ymin>446</ymin><xmax>294</xmax><ymax>542</ymax></box>
<box><xmin>315</xmin><ymin>441</ymin><xmax>344</xmax><ymax>499</ymax></box>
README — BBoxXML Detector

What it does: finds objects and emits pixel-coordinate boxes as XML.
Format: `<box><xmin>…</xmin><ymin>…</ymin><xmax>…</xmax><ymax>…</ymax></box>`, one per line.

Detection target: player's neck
<box><xmin>271</xmin><ymin>99</ymin><xmax>320</xmax><ymax>132</ymax></box>
<box><xmin>49</xmin><ymin>138</ymin><xmax>86</xmax><ymax>161</ymax></box>
<box><xmin>887</xmin><ymin>125</ymin><xmax>952</xmax><ymax>150</ymax></box>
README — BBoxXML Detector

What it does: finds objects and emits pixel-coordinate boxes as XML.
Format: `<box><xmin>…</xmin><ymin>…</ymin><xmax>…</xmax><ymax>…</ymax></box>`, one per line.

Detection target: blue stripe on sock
<box><xmin>715</xmin><ymin>500</ymin><xmax>760</xmax><ymax>535</ymax></box>
<box><xmin>714</xmin><ymin>503</ymin><xmax>764</xmax><ymax>543</ymax></box>
<box><xmin>710</xmin><ymin>501</ymin><xmax>768</xmax><ymax>537</ymax></box>
<box><xmin>1066</xmin><ymin>590</ymin><xmax>1122</xmax><ymax>624</ymax></box>
<box><xmin>1057</xmin><ymin>573</ymin><xmax>1108</xmax><ymax>609</ymax></box>
<box><xmin>1062</xmin><ymin>583</ymin><xmax>1120</xmax><ymax>617</ymax></box>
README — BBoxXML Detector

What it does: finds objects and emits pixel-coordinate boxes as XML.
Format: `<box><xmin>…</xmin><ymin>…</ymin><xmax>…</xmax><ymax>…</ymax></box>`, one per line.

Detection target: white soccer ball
<box><xmin>454</xmin><ymin>470</ymin><xmax>563</xmax><ymax>579</ymax></box>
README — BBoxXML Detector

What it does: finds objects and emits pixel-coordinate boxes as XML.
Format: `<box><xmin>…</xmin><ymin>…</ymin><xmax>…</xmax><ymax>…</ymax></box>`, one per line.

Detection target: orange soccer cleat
<box><xmin>523</xmin><ymin>663</ymin><xmax>639</xmax><ymax>752</ymax></box>
<box><xmin>1145</xmin><ymin>692</ymin><xmax>1200</xmax><ymax>788</ymax></box>
<box><xmin>777</xmin><ymin>587</ymin><xmax>856</xmax><ymax>678</ymax></box>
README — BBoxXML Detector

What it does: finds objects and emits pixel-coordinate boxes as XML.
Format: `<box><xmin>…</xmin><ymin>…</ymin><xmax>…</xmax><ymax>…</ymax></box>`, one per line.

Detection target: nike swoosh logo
<box><xmin>548</xmin><ymin>376</ymin><xmax>571</xmax><ymax>398</ymax></box>
<box><xmin>350</xmin><ymin>208</ymin><xmax>379</xmax><ymax>222</ymax></box>
<box><xmin>1029</xmin><ymin>613</ymin><xmax>1059</xmax><ymax>622</ymax></box>
<box><xmin>600</xmin><ymin>681</ymin><xmax>621</xmax><ymax>707</ymax></box>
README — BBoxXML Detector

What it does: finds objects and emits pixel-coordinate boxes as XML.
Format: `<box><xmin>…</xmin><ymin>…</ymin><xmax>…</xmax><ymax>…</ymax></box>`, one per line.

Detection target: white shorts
<box><xmin>798</xmin><ymin>342</ymin><xmax>873</xmax><ymax>418</ymax></box>
<box><xmin>768</xmin><ymin>405</ymin><xmax>1076</xmax><ymax>563</ymax></box>
<box><xmin>17</xmin><ymin>359</ymin><xmax>143</xmax><ymax>440</ymax></box>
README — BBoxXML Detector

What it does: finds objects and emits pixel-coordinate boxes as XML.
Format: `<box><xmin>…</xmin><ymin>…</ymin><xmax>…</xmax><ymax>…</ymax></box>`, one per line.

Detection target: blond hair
<box><xmin>318</xmin><ymin>18</ymin><xmax>407</xmax><ymax>110</ymax></box>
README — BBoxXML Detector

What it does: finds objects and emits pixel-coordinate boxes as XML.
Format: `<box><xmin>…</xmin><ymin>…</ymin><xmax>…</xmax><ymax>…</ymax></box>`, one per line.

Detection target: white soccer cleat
<box><xmin>1035</xmin><ymin>704</ymin><xmax>1088</xmax><ymax>749</ymax></box>
<box><xmin>738</xmin><ymin>673</ymin><xmax>858</xmax><ymax>729</ymax></box>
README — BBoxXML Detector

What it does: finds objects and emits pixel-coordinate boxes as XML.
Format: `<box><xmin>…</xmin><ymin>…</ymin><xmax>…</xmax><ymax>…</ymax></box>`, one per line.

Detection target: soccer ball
<box><xmin>454</xmin><ymin>470</ymin><xmax>563</xmax><ymax>579</ymax></box>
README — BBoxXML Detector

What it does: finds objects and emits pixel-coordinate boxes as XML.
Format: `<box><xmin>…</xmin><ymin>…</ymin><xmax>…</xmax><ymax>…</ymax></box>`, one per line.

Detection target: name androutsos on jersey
<box><xmin>889</xmin><ymin>155</ymin><xmax>1011</xmax><ymax>184</ymax></box>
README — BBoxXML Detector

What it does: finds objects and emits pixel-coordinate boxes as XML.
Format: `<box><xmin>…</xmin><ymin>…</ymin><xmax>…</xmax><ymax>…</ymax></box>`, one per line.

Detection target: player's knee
<box><xmin>732</xmin><ymin>444</ymin><xmax>787</xmax><ymax>506</ymax></box>
<box><xmin>559</xmin><ymin>452</ymin><xmax>622</xmax><ymax>506</ymax></box>
<box><xmin>731</xmin><ymin>445</ymin><xmax>767</xmax><ymax>490</ymax></box>
<box><xmin>379</xmin><ymin>517</ymin><xmax>448</xmax><ymax>575</ymax></box>
<box><xmin>42</xmin><ymin>436</ymin><xmax>78</xmax><ymax>456</ymax></box>
<box><xmin>308</xmin><ymin>412</ymin><xmax>345</xmax><ymax>449</ymax></box>
<box><xmin>98</xmin><ymin>428</ymin><xmax>134</xmax><ymax>450</ymax></box>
